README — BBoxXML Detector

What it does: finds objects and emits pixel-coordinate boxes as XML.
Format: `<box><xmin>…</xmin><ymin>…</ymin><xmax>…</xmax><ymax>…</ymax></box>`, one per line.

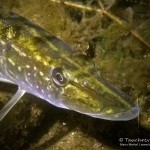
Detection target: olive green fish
<box><xmin>0</xmin><ymin>10</ymin><xmax>139</xmax><ymax>121</ymax></box>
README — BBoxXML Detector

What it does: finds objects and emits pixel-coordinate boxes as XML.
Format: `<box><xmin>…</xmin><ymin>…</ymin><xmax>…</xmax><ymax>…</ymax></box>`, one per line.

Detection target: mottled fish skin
<box><xmin>0</xmin><ymin>11</ymin><xmax>139</xmax><ymax>120</ymax></box>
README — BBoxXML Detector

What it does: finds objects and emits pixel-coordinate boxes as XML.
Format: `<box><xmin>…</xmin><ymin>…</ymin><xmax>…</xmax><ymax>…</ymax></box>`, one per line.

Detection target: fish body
<box><xmin>0</xmin><ymin>11</ymin><xmax>139</xmax><ymax>120</ymax></box>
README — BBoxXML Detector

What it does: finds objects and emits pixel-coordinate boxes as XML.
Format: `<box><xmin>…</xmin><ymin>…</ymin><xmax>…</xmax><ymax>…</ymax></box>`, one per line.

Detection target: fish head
<box><xmin>49</xmin><ymin>56</ymin><xmax>139</xmax><ymax>121</ymax></box>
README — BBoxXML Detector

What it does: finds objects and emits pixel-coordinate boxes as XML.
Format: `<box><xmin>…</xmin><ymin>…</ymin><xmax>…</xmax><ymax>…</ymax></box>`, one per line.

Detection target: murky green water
<box><xmin>0</xmin><ymin>0</ymin><xmax>150</xmax><ymax>149</ymax></box>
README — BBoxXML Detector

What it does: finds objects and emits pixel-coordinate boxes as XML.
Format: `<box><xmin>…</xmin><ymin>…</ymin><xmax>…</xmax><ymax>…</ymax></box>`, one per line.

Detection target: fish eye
<box><xmin>51</xmin><ymin>67</ymin><xmax>69</xmax><ymax>86</ymax></box>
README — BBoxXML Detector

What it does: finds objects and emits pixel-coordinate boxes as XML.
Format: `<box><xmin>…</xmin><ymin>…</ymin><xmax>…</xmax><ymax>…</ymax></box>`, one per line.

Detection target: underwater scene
<box><xmin>0</xmin><ymin>0</ymin><xmax>150</xmax><ymax>149</ymax></box>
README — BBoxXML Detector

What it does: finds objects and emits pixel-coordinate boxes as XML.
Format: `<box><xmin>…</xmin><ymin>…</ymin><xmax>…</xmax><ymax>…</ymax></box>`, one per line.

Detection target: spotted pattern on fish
<box><xmin>0</xmin><ymin>10</ymin><xmax>139</xmax><ymax>120</ymax></box>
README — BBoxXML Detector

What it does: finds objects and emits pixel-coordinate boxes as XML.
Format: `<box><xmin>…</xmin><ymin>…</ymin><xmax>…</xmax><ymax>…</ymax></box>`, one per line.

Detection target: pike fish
<box><xmin>0</xmin><ymin>10</ymin><xmax>139</xmax><ymax>121</ymax></box>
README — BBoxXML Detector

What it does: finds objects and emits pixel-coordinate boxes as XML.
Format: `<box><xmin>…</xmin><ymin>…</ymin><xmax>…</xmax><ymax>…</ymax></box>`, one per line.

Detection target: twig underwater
<box><xmin>49</xmin><ymin>0</ymin><xmax>150</xmax><ymax>49</ymax></box>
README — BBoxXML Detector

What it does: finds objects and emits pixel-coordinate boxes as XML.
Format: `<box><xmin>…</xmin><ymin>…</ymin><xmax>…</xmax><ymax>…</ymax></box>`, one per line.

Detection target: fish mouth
<box><xmin>61</xmin><ymin>79</ymin><xmax>140</xmax><ymax>121</ymax></box>
<box><xmin>87</xmin><ymin>105</ymin><xmax>140</xmax><ymax>121</ymax></box>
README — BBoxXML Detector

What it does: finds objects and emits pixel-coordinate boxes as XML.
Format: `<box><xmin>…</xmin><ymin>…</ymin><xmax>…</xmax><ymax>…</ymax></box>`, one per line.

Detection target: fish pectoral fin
<box><xmin>0</xmin><ymin>88</ymin><xmax>26</xmax><ymax>121</ymax></box>
<box><xmin>0</xmin><ymin>77</ymin><xmax>15</xmax><ymax>84</ymax></box>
